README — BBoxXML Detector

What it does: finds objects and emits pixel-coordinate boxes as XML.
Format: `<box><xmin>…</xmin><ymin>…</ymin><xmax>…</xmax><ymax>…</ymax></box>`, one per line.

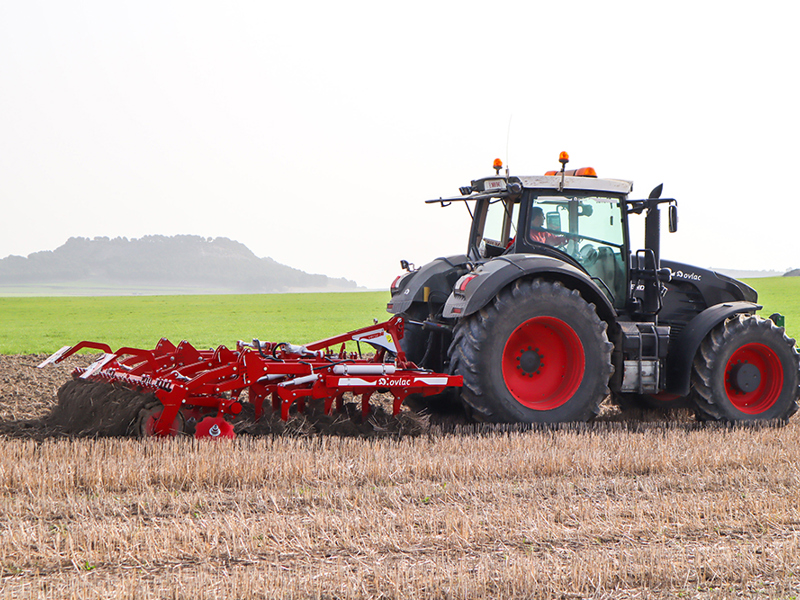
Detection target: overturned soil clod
<box><xmin>47</xmin><ymin>379</ymin><xmax>154</xmax><ymax>437</ymax></box>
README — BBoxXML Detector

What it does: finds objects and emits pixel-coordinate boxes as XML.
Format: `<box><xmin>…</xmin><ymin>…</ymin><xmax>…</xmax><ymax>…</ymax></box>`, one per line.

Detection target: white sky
<box><xmin>1</xmin><ymin>1</ymin><xmax>798</xmax><ymax>289</ymax></box>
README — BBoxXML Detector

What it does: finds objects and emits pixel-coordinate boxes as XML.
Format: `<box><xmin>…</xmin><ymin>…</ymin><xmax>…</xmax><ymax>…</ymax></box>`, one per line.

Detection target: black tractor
<box><xmin>387</xmin><ymin>154</ymin><xmax>799</xmax><ymax>423</ymax></box>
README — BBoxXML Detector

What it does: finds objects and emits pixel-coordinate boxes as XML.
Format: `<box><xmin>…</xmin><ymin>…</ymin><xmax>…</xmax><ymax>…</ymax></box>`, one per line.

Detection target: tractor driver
<box><xmin>529</xmin><ymin>206</ymin><xmax>566</xmax><ymax>247</ymax></box>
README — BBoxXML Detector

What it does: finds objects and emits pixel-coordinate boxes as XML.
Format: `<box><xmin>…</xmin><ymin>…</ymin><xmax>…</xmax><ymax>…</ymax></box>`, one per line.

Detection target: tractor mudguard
<box><xmin>664</xmin><ymin>301</ymin><xmax>761</xmax><ymax>396</ymax></box>
<box><xmin>443</xmin><ymin>254</ymin><xmax>615</xmax><ymax>322</ymax></box>
<box><xmin>387</xmin><ymin>254</ymin><xmax>469</xmax><ymax>315</ymax></box>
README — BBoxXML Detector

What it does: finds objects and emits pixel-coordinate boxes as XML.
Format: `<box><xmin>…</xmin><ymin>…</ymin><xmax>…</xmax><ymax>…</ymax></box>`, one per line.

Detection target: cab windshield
<box><xmin>529</xmin><ymin>194</ymin><xmax>626</xmax><ymax>304</ymax></box>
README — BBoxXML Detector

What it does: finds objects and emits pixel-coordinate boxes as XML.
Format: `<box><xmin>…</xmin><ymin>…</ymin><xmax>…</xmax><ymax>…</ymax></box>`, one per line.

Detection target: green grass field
<box><xmin>0</xmin><ymin>292</ymin><xmax>390</xmax><ymax>354</ymax></box>
<box><xmin>743</xmin><ymin>276</ymin><xmax>800</xmax><ymax>334</ymax></box>
<box><xmin>0</xmin><ymin>277</ymin><xmax>798</xmax><ymax>355</ymax></box>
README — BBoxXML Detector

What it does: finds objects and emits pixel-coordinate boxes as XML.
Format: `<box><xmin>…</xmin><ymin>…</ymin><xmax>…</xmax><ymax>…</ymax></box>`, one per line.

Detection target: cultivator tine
<box><xmin>250</xmin><ymin>385</ymin><xmax>268</xmax><ymax>420</ymax></box>
<box><xmin>392</xmin><ymin>393</ymin><xmax>404</xmax><ymax>416</ymax></box>
<box><xmin>323</xmin><ymin>393</ymin><xmax>344</xmax><ymax>416</ymax></box>
<box><xmin>39</xmin><ymin>316</ymin><xmax>463</xmax><ymax>438</ymax></box>
<box><xmin>37</xmin><ymin>346</ymin><xmax>73</xmax><ymax>368</ymax></box>
<box><xmin>80</xmin><ymin>353</ymin><xmax>117</xmax><ymax>379</ymax></box>
<box><xmin>360</xmin><ymin>393</ymin><xmax>371</xmax><ymax>420</ymax></box>
<box><xmin>280</xmin><ymin>397</ymin><xmax>291</xmax><ymax>421</ymax></box>
<box><xmin>37</xmin><ymin>341</ymin><xmax>114</xmax><ymax>368</ymax></box>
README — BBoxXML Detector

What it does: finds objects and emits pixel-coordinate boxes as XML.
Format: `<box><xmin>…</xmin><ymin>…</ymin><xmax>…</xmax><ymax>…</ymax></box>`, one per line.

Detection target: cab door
<box><xmin>520</xmin><ymin>193</ymin><xmax>628</xmax><ymax>308</ymax></box>
<box><xmin>469</xmin><ymin>196</ymin><xmax>521</xmax><ymax>259</ymax></box>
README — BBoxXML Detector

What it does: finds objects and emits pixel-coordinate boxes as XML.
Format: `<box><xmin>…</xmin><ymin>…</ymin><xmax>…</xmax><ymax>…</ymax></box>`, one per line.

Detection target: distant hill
<box><xmin>0</xmin><ymin>236</ymin><xmax>359</xmax><ymax>295</ymax></box>
<box><xmin>711</xmin><ymin>268</ymin><xmax>786</xmax><ymax>279</ymax></box>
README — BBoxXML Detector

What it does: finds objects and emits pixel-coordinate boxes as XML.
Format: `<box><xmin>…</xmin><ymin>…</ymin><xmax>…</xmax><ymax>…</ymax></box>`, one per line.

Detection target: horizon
<box><xmin>0</xmin><ymin>234</ymin><xmax>792</xmax><ymax>295</ymax></box>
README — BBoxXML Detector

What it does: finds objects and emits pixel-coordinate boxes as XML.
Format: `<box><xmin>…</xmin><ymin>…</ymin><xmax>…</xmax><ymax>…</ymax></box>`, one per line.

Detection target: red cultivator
<box><xmin>38</xmin><ymin>317</ymin><xmax>462</xmax><ymax>439</ymax></box>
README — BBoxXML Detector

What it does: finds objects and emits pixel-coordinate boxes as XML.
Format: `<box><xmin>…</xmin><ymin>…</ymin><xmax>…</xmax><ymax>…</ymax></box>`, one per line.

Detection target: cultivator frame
<box><xmin>38</xmin><ymin>317</ymin><xmax>462</xmax><ymax>438</ymax></box>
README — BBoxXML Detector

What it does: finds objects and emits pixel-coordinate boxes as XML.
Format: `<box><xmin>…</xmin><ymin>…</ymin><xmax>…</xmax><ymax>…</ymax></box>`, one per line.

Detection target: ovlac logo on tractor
<box><xmin>673</xmin><ymin>270</ymin><xmax>702</xmax><ymax>281</ymax></box>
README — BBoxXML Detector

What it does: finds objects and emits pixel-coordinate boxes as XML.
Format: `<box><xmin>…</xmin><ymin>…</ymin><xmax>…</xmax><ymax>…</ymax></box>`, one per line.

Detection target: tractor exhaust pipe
<box><xmin>642</xmin><ymin>184</ymin><xmax>663</xmax><ymax>318</ymax></box>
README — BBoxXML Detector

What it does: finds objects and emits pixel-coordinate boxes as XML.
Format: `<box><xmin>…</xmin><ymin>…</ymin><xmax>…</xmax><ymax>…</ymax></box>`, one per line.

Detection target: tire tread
<box><xmin>692</xmin><ymin>314</ymin><xmax>800</xmax><ymax>421</ymax></box>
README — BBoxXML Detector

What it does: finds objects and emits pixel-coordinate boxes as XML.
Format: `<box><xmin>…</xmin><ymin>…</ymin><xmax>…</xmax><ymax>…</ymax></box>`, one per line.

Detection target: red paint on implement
<box><xmin>141</xmin><ymin>406</ymin><xmax>184</xmax><ymax>437</ymax></box>
<box><xmin>195</xmin><ymin>415</ymin><xmax>235</xmax><ymax>439</ymax></box>
<box><xmin>40</xmin><ymin>316</ymin><xmax>463</xmax><ymax>437</ymax></box>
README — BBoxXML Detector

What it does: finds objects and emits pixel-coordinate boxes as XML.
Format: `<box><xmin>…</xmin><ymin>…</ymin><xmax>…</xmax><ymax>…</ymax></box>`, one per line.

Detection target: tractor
<box><xmin>387</xmin><ymin>153</ymin><xmax>799</xmax><ymax>423</ymax></box>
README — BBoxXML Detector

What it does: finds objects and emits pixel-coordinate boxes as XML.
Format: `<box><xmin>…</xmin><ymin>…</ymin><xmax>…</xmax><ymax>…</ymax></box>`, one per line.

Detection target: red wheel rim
<box><xmin>501</xmin><ymin>316</ymin><xmax>584</xmax><ymax>410</ymax></box>
<box><xmin>724</xmin><ymin>343</ymin><xmax>783</xmax><ymax>414</ymax></box>
<box><xmin>142</xmin><ymin>407</ymin><xmax>183</xmax><ymax>437</ymax></box>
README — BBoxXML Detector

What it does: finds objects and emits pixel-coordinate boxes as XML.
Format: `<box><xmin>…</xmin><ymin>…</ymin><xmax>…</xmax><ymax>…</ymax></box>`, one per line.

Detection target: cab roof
<box><xmin>477</xmin><ymin>175</ymin><xmax>633</xmax><ymax>196</ymax></box>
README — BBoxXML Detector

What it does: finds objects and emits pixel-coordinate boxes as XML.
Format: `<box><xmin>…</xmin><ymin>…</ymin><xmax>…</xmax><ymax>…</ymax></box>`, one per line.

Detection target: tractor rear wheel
<box><xmin>691</xmin><ymin>314</ymin><xmax>800</xmax><ymax>422</ymax></box>
<box><xmin>449</xmin><ymin>279</ymin><xmax>613</xmax><ymax>423</ymax></box>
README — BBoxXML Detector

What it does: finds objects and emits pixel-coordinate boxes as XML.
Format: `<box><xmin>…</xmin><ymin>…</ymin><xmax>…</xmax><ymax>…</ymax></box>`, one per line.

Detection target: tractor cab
<box><xmin>451</xmin><ymin>159</ymin><xmax>633</xmax><ymax>308</ymax></box>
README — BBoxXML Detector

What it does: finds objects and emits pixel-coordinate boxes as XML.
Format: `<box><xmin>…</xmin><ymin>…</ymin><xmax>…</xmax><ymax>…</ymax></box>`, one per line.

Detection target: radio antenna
<box><xmin>505</xmin><ymin>115</ymin><xmax>513</xmax><ymax>178</ymax></box>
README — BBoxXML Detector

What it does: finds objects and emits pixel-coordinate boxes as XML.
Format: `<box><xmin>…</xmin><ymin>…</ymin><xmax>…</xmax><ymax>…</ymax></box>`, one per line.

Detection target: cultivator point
<box><xmin>38</xmin><ymin>317</ymin><xmax>462</xmax><ymax>439</ymax></box>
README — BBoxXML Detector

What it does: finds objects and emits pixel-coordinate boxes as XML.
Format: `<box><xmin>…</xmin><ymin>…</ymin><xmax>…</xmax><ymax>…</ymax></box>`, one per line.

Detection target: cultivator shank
<box><xmin>38</xmin><ymin>317</ymin><xmax>462</xmax><ymax>438</ymax></box>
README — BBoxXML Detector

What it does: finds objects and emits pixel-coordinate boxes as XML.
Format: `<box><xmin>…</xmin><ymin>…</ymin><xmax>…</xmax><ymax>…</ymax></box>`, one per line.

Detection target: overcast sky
<box><xmin>1</xmin><ymin>1</ymin><xmax>798</xmax><ymax>289</ymax></box>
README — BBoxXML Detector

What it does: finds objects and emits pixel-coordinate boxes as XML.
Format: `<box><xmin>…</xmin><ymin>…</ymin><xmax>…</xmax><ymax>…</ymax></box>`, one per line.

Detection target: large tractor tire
<box><xmin>449</xmin><ymin>278</ymin><xmax>614</xmax><ymax>423</ymax></box>
<box><xmin>691</xmin><ymin>314</ymin><xmax>800</xmax><ymax>422</ymax></box>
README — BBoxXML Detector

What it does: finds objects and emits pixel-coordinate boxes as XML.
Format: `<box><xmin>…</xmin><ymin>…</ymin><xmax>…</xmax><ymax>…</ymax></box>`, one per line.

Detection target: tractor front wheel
<box><xmin>691</xmin><ymin>314</ymin><xmax>800</xmax><ymax>421</ymax></box>
<box><xmin>449</xmin><ymin>279</ymin><xmax>613</xmax><ymax>423</ymax></box>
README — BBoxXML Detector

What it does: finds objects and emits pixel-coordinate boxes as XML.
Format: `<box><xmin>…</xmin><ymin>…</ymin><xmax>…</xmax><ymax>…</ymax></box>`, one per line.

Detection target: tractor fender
<box><xmin>664</xmin><ymin>301</ymin><xmax>761</xmax><ymax>396</ymax></box>
<box><xmin>387</xmin><ymin>254</ymin><xmax>470</xmax><ymax>315</ymax></box>
<box><xmin>442</xmin><ymin>254</ymin><xmax>616</xmax><ymax>323</ymax></box>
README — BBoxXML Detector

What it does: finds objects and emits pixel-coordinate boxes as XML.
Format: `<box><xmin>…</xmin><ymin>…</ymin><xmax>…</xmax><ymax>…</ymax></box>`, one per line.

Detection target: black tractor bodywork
<box><xmin>387</xmin><ymin>164</ymin><xmax>799</xmax><ymax>423</ymax></box>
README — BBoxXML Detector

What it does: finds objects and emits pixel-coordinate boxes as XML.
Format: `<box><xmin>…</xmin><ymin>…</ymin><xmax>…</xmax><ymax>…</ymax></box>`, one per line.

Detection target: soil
<box><xmin>0</xmin><ymin>354</ymin><xmax>437</xmax><ymax>440</ymax></box>
<box><xmin>0</xmin><ymin>354</ymin><xmax>698</xmax><ymax>441</ymax></box>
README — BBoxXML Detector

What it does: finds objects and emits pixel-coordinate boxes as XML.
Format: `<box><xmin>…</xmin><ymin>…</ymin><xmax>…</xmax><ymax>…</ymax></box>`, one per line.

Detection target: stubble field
<box><xmin>1</xmin><ymin>354</ymin><xmax>800</xmax><ymax>599</ymax></box>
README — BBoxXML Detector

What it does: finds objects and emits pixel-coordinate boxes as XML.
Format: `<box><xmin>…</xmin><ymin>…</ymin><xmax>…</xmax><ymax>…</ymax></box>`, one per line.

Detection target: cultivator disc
<box><xmin>38</xmin><ymin>316</ymin><xmax>462</xmax><ymax>439</ymax></box>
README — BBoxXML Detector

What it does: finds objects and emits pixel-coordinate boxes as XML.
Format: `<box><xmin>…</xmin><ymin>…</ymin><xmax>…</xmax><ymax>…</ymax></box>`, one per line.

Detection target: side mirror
<box><xmin>649</xmin><ymin>184</ymin><xmax>663</xmax><ymax>200</ymax></box>
<box><xmin>668</xmin><ymin>204</ymin><xmax>678</xmax><ymax>233</ymax></box>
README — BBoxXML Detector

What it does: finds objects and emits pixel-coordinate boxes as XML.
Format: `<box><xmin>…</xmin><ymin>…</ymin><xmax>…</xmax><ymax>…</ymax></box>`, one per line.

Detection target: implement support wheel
<box><xmin>137</xmin><ymin>403</ymin><xmax>185</xmax><ymax>437</ymax></box>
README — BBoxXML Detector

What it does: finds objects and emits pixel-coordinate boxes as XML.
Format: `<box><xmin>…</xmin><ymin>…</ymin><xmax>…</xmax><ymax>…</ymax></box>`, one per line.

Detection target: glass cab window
<box><xmin>475</xmin><ymin>196</ymin><xmax>520</xmax><ymax>258</ymax></box>
<box><xmin>528</xmin><ymin>194</ymin><xmax>626</xmax><ymax>305</ymax></box>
